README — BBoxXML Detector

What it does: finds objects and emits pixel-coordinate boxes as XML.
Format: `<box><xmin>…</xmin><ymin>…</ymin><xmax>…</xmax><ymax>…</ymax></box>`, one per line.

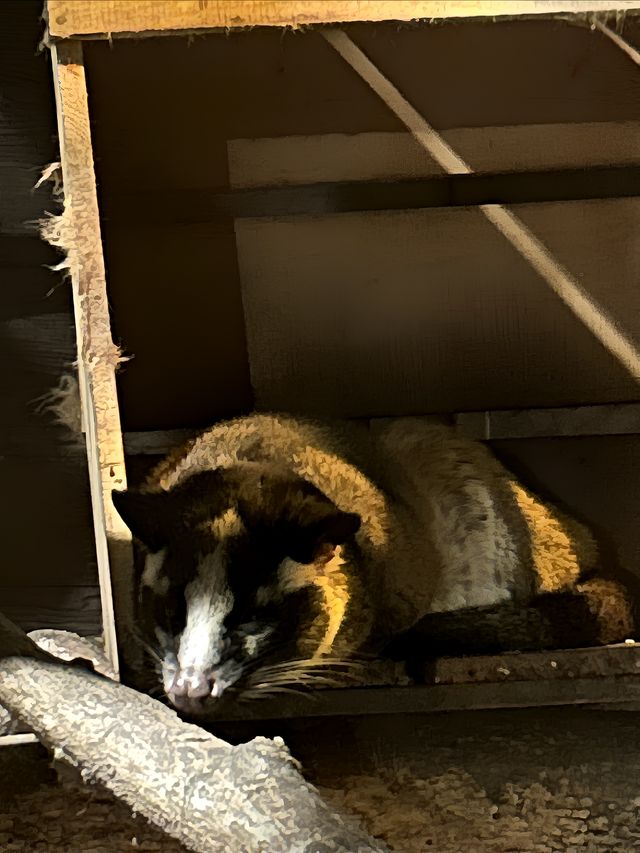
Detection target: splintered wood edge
<box><xmin>45</xmin><ymin>1</ymin><xmax>640</xmax><ymax>39</ymax></box>
<box><xmin>49</xmin><ymin>40</ymin><xmax>133</xmax><ymax>676</ymax></box>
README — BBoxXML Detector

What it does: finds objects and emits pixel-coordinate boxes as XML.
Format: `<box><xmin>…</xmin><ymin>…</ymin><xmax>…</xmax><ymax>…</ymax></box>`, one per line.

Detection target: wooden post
<box><xmin>49</xmin><ymin>41</ymin><xmax>133</xmax><ymax>677</ymax></box>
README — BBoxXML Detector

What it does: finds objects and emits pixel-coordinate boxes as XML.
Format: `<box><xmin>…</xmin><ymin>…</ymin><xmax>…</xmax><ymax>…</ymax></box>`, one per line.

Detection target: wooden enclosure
<box><xmin>13</xmin><ymin>0</ymin><xmax>640</xmax><ymax>743</ymax></box>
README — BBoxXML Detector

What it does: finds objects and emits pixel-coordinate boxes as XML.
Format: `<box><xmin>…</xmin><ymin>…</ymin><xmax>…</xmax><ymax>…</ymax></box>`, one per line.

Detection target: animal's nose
<box><xmin>169</xmin><ymin>667</ymin><xmax>214</xmax><ymax>701</ymax></box>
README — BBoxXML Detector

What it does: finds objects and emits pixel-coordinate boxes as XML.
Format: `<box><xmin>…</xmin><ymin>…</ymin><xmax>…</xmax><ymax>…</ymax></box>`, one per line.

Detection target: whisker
<box><xmin>251</xmin><ymin>675</ymin><xmax>350</xmax><ymax>689</ymax></box>
<box><xmin>253</xmin><ymin>658</ymin><xmax>364</xmax><ymax>677</ymax></box>
<box><xmin>246</xmin><ymin>664</ymin><xmax>363</xmax><ymax>692</ymax></box>
<box><xmin>252</xmin><ymin>667</ymin><xmax>359</xmax><ymax>682</ymax></box>
<box><xmin>239</xmin><ymin>685</ymin><xmax>315</xmax><ymax>701</ymax></box>
<box><xmin>258</xmin><ymin>656</ymin><xmax>360</xmax><ymax>670</ymax></box>
<box><xmin>131</xmin><ymin>629</ymin><xmax>164</xmax><ymax>665</ymax></box>
<box><xmin>248</xmin><ymin>658</ymin><xmax>366</xmax><ymax>686</ymax></box>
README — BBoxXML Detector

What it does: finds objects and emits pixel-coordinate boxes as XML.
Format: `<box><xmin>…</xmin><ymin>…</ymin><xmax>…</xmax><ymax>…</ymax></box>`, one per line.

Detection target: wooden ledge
<box><xmin>190</xmin><ymin>644</ymin><xmax>640</xmax><ymax>723</ymax></box>
<box><xmin>46</xmin><ymin>1</ymin><xmax>640</xmax><ymax>40</ymax></box>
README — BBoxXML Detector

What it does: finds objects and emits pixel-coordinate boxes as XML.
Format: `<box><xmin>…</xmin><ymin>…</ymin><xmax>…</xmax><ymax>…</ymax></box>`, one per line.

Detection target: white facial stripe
<box><xmin>177</xmin><ymin>547</ymin><xmax>233</xmax><ymax>671</ymax></box>
<box><xmin>142</xmin><ymin>548</ymin><xmax>167</xmax><ymax>592</ymax></box>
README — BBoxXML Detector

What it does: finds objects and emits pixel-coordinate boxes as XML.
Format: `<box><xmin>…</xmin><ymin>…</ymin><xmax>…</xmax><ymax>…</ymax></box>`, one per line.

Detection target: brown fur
<box><xmin>135</xmin><ymin>414</ymin><xmax>636</xmax><ymax>665</ymax></box>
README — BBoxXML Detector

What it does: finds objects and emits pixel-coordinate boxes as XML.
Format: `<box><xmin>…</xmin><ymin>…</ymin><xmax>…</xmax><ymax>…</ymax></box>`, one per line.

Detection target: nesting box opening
<box><xmin>29</xmin><ymin>0</ymin><xmax>640</xmax><ymax>725</ymax></box>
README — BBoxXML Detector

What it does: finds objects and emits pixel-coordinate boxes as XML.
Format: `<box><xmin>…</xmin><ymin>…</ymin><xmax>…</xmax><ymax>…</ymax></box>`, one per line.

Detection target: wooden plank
<box><xmin>102</xmin><ymin>165</ymin><xmax>640</xmax><ymax>224</ymax></box>
<box><xmin>428</xmin><ymin>643</ymin><xmax>640</xmax><ymax>685</ymax></box>
<box><xmin>45</xmin><ymin>1</ymin><xmax>640</xmax><ymax>39</ymax></box>
<box><xmin>206</xmin><ymin>640</ymin><xmax>640</xmax><ymax>721</ymax></box>
<box><xmin>122</xmin><ymin>403</ymin><xmax>640</xmax><ymax>456</ymax></box>
<box><xmin>234</xmin><ymin>200</ymin><xmax>640</xmax><ymax>417</ymax></box>
<box><xmin>456</xmin><ymin>403</ymin><xmax>640</xmax><ymax>439</ymax></box>
<box><xmin>50</xmin><ymin>40</ymin><xmax>131</xmax><ymax>676</ymax></box>
<box><xmin>124</xmin><ymin>428</ymin><xmax>198</xmax><ymax>456</ymax></box>
<box><xmin>228</xmin><ymin>125</ymin><xmax>640</xmax><ymax>188</ymax></box>
<box><xmin>202</xmin><ymin>675</ymin><xmax>640</xmax><ymax>722</ymax></box>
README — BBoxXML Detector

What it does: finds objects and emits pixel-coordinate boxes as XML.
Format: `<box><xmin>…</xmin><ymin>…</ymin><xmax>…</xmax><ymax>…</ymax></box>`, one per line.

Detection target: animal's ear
<box><xmin>285</xmin><ymin>503</ymin><xmax>361</xmax><ymax>565</ymax></box>
<box><xmin>111</xmin><ymin>489</ymin><xmax>172</xmax><ymax>551</ymax></box>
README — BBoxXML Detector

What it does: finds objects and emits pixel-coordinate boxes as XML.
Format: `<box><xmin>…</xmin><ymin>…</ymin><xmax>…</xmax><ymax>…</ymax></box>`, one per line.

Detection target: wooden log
<box><xmin>0</xmin><ymin>612</ymin><xmax>384</xmax><ymax>852</ymax></box>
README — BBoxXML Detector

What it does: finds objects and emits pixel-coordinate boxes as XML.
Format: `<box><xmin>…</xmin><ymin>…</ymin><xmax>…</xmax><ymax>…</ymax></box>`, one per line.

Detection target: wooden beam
<box><xmin>199</xmin><ymin>645</ymin><xmax>640</xmax><ymax>722</ymax></box>
<box><xmin>102</xmin><ymin>165</ymin><xmax>640</xmax><ymax>225</ymax></box>
<box><xmin>425</xmin><ymin>643</ymin><xmax>640</xmax><ymax>685</ymax></box>
<box><xmin>49</xmin><ymin>41</ymin><xmax>132</xmax><ymax>677</ymax></box>
<box><xmin>45</xmin><ymin>1</ymin><xmax>640</xmax><ymax>40</ymax></box>
<box><xmin>122</xmin><ymin>404</ymin><xmax>640</xmax><ymax>456</ymax></box>
<box><xmin>124</xmin><ymin>428</ymin><xmax>198</xmax><ymax>456</ymax></box>
<box><xmin>227</xmin><ymin>124</ymin><xmax>640</xmax><ymax>189</ymax></box>
<box><xmin>198</xmin><ymin>675</ymin><xmax>640</xmax><ymax>722</ymax></box>
<box><xmin>455</xmin><ymin>402</ymin><xmax>640</xmax><ymax>440</ymax></box>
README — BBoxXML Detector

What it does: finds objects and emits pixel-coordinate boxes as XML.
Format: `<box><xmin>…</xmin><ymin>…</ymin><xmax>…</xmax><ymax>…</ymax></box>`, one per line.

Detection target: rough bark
<box><xmin>0</xmin><ymin>612</ymin><xmax>384</xmax><ymax>852</ymax></box>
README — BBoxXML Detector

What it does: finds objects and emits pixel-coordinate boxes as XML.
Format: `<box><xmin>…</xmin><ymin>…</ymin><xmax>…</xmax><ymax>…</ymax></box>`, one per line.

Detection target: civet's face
<box><xmin>112</xmin><ymin>465</ymin><xmax>360</xmax><ymax>712</ymax></box>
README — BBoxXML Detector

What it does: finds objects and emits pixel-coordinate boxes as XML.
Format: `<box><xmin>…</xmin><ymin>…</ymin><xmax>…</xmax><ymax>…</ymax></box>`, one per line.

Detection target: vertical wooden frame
<box><xmin>49</xmin><ymin>41</ymin><xmax>132</xmax><ymax>676</ymax></box>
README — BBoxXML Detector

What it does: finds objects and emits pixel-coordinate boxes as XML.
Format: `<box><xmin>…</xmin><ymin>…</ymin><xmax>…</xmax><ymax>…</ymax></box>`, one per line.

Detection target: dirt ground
<box><xmin>0</xmin><ymin>745</ymin><xmax>187</xmax><ymax>852</ymax></box>
<box><xmin>3</xmin><ymin>710</ymin><xmax>640</xmax><ymax>852</ymax></box>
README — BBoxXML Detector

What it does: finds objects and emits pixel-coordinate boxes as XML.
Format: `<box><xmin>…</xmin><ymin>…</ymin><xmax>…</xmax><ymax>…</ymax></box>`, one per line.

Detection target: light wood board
<box><xmin>228</xmin><ymin>124</ymin><xmax>640</xmax><ymax>187</ymax></box>
<box><xmin>46</xmin><ymin>1</ymin><xmax>640</xmax><ymax>39</ymax></box>
<box><xmin>50</xmin><ymin>41</ymin><xmax>131</xmax><ymax>675</ymax></box>
<box><xmin>233</xmin><ymin>198</ymin><xmax>640</xmax><ymax>417</ymax></box>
